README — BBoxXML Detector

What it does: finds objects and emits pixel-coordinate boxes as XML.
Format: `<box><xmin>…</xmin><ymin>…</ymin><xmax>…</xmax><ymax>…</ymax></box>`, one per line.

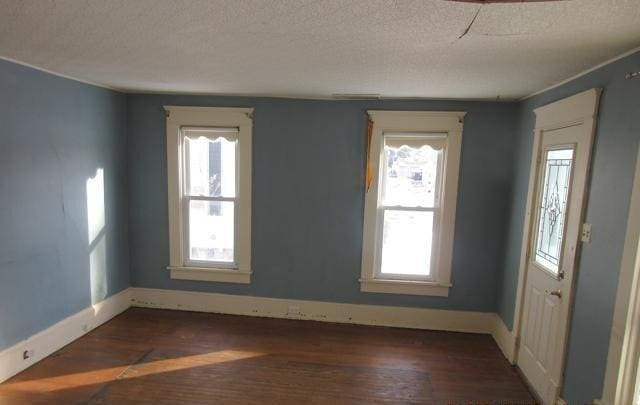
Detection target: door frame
<box><xmin>512</xmin><ymin>88</ymin><xmax>602</xmax><ymax>400</ymax></box>
<box><xmin>601</xmin><ymin>143</ymin><xmax>640</xmax><ymax>405</ymax></box>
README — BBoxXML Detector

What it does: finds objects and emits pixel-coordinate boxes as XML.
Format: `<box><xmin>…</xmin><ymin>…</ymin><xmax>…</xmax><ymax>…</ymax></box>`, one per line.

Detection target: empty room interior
<box><xmin>2</xmin><ymin>0</ymin><xmax>640</xmax><ymax>404</ymax></box>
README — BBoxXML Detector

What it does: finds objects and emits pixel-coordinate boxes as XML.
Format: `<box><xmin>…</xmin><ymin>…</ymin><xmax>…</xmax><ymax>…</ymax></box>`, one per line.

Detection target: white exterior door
<box><xmin>517</xmin><ymin>89</ymin><xmax>600</xmax><ymax>404</ymax></box>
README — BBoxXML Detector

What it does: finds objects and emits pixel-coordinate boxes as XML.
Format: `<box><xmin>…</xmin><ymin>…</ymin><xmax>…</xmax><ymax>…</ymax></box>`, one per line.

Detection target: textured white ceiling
<box><xmin>0</xmin><ymin>0</ymin><xmax>639</xmax><ymax>99</ymax></box>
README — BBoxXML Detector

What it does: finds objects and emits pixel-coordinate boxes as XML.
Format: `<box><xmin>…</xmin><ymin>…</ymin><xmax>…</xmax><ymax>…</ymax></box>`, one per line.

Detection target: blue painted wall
<box><xmin>0</xmin><ymin>60</ymin><xmax>130</xmax><ymax>351</ymax></box>
<box><xmin>127</xmin><ymin>95</ymin><xmax>519</xmax><ymax>312</ymax></box>
<box><xmin>4</xmin><ymin>51</ymin><xmax>637</xmax><ymax>403</ymax></box>
<box><xmin>497</xmin><ymin>51</ymin><xmax>640</xmax><ymax>403</ymax></box>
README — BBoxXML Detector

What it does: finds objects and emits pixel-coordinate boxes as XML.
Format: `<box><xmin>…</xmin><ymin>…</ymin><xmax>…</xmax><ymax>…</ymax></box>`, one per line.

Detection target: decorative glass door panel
<box><xmin>534</xmin><ymin>147</ymin><xmax>574</xmax><ymax>275</ymax></box>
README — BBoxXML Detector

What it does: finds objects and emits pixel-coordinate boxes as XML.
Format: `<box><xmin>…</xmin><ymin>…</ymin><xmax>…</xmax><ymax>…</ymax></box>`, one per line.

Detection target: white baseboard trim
<box><xmin>491</xmin><ymin>314</ymin><xmax>517</xmax><ymax>364</ymax></box>
<box><xmin>130</xmin><ymin>288</ymin><xmax>496</xmax><ymax>334</ymax></box>
<box><xmin>0</xmin><ymin>287</ymin><xmax>518</xmax><ymax>384</ymax></box>
<box><xmin>0</xmin><ymin>288</ymin><xmax>132</xmax><ymax>383</ymax></box>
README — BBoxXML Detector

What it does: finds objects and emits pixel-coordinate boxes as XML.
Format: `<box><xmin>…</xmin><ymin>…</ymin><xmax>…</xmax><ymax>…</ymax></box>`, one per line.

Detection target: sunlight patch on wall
<box><xmin>87</xmin><ymin>168</ymin><xmax>107</xmax><ymax>305</ymax></box>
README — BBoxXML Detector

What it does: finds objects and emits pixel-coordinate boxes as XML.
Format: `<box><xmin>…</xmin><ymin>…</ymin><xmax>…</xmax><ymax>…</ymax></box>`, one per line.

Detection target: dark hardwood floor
<box><xmin>0</xmin><ymin>308</ymin><xmax>535</xmax><ymax>404</ymax></box>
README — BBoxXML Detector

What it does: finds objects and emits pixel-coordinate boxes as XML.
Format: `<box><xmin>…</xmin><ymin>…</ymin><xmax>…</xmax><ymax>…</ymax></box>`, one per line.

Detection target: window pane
<box><xmin>380</xmin><ymin>210</ymin><xmax>433</xmax><ymax>276</ymax></box>
<box><xmin>382</xmin><ymin>143</ymin><xmax>442</xmax><ymax>207</ymax></box>
<box><xmin>189</xmin><ymin>200</ymin><xmax>234</xmax><ymax>263</ymax></box>
<box><xmin>534</xmin><ymin>148</ymin><xmax>574</xmax><ymax>274</ymax></box>
<box><xmin>185</xmin><ymin>136</ymin><xmax>236</xmax><ymax>197</ymax></box>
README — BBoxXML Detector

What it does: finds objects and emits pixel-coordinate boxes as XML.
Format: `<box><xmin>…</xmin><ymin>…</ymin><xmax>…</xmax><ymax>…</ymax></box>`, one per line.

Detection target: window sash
<box><xmin>183</xmin><ymin>195</ymin><xmax>236</xmax><ymax>202</ymax></box>
<box><xmin>378</xmin><ymin>205</ymin><xmax>437</xmax><ymax>212</ymax></box>
<box><xmin>181</xmin><ymin>127</ymin><xmax>240</xmax><ymax>269</ymax></box>
<box><xmin>183</xmin><ymin>126</ymin><xmax>239</xmax><ymax>198</ymax></box>
<box><xmin>374</xmin><ymin>206</ymin><xmax>440</xmax><ymax>281</ymax></box>
<box><xmin>375</xmin><ymin>133</ymin><xmax>444</xmax><ymax>280</ymax></box>
<box><xmin>380</xmin><ymin>134</ymin><xmax>445</xmax><ymax>209</ymax></box>
<box><xmin>182</xmin><ymin>195</ymin><xmax>239</xmax><ymax>269</ymax></box>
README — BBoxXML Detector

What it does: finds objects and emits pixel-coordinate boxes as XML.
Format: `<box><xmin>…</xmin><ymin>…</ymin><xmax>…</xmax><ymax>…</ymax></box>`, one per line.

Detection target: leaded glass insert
<box><xmin>534</xmin><ymin>148</ymin><xmax>574</xmax><ymax>274</ymax></box>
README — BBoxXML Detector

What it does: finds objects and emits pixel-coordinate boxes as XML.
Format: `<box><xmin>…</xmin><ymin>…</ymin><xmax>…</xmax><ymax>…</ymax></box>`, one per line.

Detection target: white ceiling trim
<box><xmin>520</xmin><ymin>45</ymin><xmax>640</xmax><ymax>101</ymax></box>
<box><xmin>0</xmin><ymin>55</ymin><xmax>122</xmax><ymax>92</ymax></box>
<box><xmin>124</xmin><ymin>88</ymin><xmax>513</xmax><ymax>102</ymax></box>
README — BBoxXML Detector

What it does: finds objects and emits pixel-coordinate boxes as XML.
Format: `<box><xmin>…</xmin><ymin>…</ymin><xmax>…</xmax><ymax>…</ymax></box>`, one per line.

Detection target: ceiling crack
<box><xmin>458</xmin><ymin>6</ymin><xmax>482</xmax><ymax>40</ymax></box>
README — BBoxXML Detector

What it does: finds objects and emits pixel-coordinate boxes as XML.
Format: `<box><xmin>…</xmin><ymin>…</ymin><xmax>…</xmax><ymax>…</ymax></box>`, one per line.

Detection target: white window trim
<box><xmin>165</xmin><ymin>106</ymin><xmax>253</xmax><ymax>284</ymax></box>
<box><xmin>360</xmin><ymin>110</ymin><xmax>465</xmax><ymax>297</ymax></box>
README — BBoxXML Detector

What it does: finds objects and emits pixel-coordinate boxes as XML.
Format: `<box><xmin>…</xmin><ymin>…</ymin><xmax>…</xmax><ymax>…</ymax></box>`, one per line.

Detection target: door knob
<box><xmin>547</xmin><ymin>289</ymin><xmax>562</xmax><ymax>299</ymax></box>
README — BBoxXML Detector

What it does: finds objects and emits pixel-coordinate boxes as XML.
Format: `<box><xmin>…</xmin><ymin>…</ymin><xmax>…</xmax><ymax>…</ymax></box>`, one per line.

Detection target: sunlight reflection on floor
<box><xmin>4</xmin><ymin>350</ymin><xmax>264</xmax><ymax>393</ymax></box>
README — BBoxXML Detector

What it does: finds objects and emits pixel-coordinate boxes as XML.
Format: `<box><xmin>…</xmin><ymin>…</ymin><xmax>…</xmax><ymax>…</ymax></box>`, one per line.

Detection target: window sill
<box><xmin>168</xmin><ymin>266</ymin><xmax>251</xmax><ymax>284</ymax></box>
<box><xmin>359</xmin><ymin>278</ymin><xmax>450</xmax><ymax>297</ymax></box>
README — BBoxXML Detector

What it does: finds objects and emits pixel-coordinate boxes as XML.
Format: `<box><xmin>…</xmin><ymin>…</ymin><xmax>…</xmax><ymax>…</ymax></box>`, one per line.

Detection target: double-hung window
<box><xmin>165</xmin><ymin>106</ymin><xmax>253</xmax><ymax>284</ymax></box>
<box><xmin>360</xmin><ymin>111</ymin><xmax>464</xmax><ymax>296</ymax></box>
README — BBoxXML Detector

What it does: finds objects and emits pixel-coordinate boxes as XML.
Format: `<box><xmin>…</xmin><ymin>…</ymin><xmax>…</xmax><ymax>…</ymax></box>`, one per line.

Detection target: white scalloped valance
<box><xmin>183</xmin><ymin>127</ymin><xmax>239</xmax><ymax>142</ymax></box>
<box><xmin>383</xmin><ymin>134</ymin><xmax>446</xmax><ymax>151</ymax></box>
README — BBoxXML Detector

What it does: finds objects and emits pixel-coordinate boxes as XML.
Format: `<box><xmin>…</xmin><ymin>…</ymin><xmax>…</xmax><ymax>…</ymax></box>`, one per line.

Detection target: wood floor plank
<box><xmin>0</xmin><ymin>308</ymin><xmax>536</xmax><ymax>404</ymax></box>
